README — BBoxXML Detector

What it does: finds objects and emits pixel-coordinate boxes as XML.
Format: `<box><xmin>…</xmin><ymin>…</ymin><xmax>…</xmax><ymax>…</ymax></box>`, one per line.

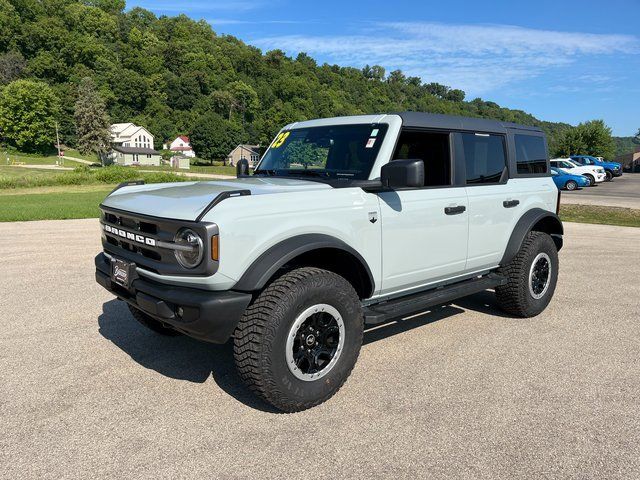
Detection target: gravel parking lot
<box><xmin>1</xmin><ymin>219</ymin><xmax>639</xmax><ymax>479</ymax></box>
<box><xmin>561</xmin><ymin>173</ymin><xmax>640</xmax><ymax>209</ymax></box>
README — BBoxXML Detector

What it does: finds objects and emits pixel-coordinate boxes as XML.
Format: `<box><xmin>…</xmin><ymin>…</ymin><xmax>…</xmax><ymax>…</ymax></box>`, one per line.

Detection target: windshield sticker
<box><xmin>370</xmin><ymin>128</ymin><xmax>379</xmax><ymax>137</ymax></box>
<box><xmin>365</xmin><ymin>138</ymin><xmax>376</xmax><ymax>148</ymax></box>
<box><xmin>271</xmin><ymin>131</ymin><xmax>290</xmax><ymax>149</ymax></box>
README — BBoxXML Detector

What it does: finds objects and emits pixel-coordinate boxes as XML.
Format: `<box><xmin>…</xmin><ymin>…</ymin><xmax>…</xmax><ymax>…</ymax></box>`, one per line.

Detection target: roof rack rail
<box><xmin>196</xmin><ymin>189</ymin><xmax>251</xmax><ymax>222</ymax></box>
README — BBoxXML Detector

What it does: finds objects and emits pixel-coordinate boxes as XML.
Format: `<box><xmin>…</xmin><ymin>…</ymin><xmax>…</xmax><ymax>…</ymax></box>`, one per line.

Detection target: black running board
<box><xmin>363</xmin><ymin>273</ymin><xmax>507</xmax><ymax>325</ymax></box>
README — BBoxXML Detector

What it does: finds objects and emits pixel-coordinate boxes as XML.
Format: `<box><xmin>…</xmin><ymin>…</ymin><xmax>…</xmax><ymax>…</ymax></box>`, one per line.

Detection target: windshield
<box><xmin>576</xmin><ymin>157</ymin><xmax>595</xmax><ymax>165</ymax></box>
<box><xmin>255</xmin><ymin>124</ymin><xmax>388</xmax><ymax>180</ymax></box>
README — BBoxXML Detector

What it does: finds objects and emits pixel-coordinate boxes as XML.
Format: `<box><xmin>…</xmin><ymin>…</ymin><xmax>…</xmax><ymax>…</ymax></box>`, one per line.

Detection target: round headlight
<box><xmin>174</xmin><ymin>228</ymin><xmax>204</xmax><ymax>268</ymax></box>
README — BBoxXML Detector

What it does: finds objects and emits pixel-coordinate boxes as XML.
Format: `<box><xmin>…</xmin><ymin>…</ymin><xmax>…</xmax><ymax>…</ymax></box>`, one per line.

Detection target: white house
<box><xmin>111</xmin><ymin>123</ymin><xmax>155</xmax><ymax>149</ymax></box>
<box><xmin>227</xmin><ymin>144</ymin><xmax>260</xmax><ymax>167</ymax></box>
<box><xmin>108</xmin><ymin>123</ymin><xmax>161</xmax><ymax>166</ymax></box>
<box><xmin>164</xmin><ymin>135</ymin><xmax>196</xmax><ymax>158</ymax></box>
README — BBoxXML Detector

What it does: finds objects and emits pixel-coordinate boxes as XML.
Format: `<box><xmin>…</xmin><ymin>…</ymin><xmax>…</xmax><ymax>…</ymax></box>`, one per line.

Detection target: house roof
<box><xmin>170</xmin><ymin>146</ymin><xmax>193</xmax><ymax>151</ymax></box>
<box><xmin>113</xmin><ymin>146</ymin><xmax>160</xmax><ymax>155</ymax></box>
<box><xmin>110</xmin><ymin>124</ymin><xmax>154</xmax><ymax>141</ymax></box>
<box><xmin>229</xmin><ymin>144</ymin><xmax>260</xmax><ymax>156</ymax></box>
<box><xmin>178</xmin><ymin>135</ymin><xmax>190</xmax><ymax>143</ymax></box>
<box><xmin>111</xmin><ymin>123</ymin><xmax>135</xmax><ymax>134</ymax></box>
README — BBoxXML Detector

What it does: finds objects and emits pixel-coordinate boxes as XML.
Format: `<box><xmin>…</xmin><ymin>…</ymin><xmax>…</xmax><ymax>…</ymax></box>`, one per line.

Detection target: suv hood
<box><xmin>101</xmin><ymin>177</ymin><xmax>332</xmax><ymax>221</ymax></box>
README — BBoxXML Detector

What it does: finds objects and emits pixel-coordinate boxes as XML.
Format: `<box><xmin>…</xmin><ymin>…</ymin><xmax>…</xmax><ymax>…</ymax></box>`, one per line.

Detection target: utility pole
<box><xmin>55</xmin><ymin>122</ymin><xmax>62</xmax><ymax>166</ymax></box>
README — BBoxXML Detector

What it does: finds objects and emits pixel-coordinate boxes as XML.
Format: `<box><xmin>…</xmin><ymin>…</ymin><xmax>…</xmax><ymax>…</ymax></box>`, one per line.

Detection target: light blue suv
<box><xmin>570</xmin><ymin>155</ymin><xmax>622</xmax><ymax>182</ymax></box>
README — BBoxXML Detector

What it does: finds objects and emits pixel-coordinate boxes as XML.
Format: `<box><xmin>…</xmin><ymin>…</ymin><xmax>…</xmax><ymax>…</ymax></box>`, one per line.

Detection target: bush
<box><xmin>0</xmin><ymin>165</ymin><xmax>191</xmax><ymax>189</ymax></box>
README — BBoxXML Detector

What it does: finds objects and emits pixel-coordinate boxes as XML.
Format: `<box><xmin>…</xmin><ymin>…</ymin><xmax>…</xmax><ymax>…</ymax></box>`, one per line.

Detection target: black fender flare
<box><xmin>232</xmin><ymin>234</ymin><xmax>375</xmax><ymax>296</ymax></box>
<box><xmin>500</xmin><ymin>208</ymin><xmax>564</xmax><ymax>266</ymax></box>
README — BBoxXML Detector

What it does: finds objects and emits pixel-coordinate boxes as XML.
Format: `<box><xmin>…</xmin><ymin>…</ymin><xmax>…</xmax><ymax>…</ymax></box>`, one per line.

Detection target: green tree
<box><xmin>0</xmin><ymin>79</ymin><xmax>59</xmax><ymax>152</ymax></box>
<box><xmin>552</xmin><ymin>128</ymin><xmax>585</xmax><ymax>157</ymax></box>
<box><xmin>0</xmin><ymin>0</ymin><xmax>20</xmax><ymax>51</ymax></box>
<box><xmin>633</xmin><ymin>128</ymin><xmax>640</xmax><ymax>145</ymax></box>
<box><xmin>74</xmin><ymin>77</ymin><xmax>111</xmax><ymax>158</ymax></box>
<box><xmin>189</xmin><ymin>113</ymin><xmax>242</xmax><ymax>164</ymax></box>
<box><xmin>0</xmin><ymin>51</ymin><xmax>26</xmax><ymax>85</ymax></box>
<box><xmin>578</xmin><ymin>119</ymin><xmax>615</xmax><ymax>159</ymax></box>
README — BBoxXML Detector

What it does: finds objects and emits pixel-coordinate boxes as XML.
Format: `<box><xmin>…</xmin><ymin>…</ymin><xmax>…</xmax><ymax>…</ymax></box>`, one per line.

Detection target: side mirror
<box><xmin>380</xmin><ymin>159</ymin><xmax>424</xmax><ymax>188</ymax></box>
<box><xmin>236</xmin><ymin>158</ymin><xmax>250</xmax><ymax>177</ymax></box>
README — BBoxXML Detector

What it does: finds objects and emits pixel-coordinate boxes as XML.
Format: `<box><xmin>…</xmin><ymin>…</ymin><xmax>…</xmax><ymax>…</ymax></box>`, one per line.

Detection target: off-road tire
<box><xmin>605</xmin><ymin>170</ymin><xmax>613</xmax><ymax>182</ymax></box>
<box><xmin>233</xmin><ymin>267</ymin><xmax>363</xmax><ymax>412</ymax></box>
<box><xmin>127</xmin><ymin>304</ymin><xmax>180</xmax><ymax>336</ymax></box>
<box><xmin>495</xmin><ymin>231</ymin><xmax>559</xmax><ymax>318</ymax></box>
<box><xmin>565</xmin><ymin>180</ymin><xmax>578</xmax><ymax>191</ymax></box>
<box><xmin>584</xmin><ymin>174</ymin><xmax>595</xmax><ymax>186</ymax></box>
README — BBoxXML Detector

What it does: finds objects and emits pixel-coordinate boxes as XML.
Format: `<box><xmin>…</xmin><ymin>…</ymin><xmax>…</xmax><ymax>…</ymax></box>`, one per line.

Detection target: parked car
<box><xmin>570</xmin><ymin>155</ymin><xmax>622</xmax><ymax>181</ymax></box>
<box><xmin>550</xmin><ymin>158</ymin><xmax>605</xmax><ymax>186</ymax></box>
<box><xmin>550</xmin><ymin>167</ymin><xmax>590</xmax><ymax>190</ymax></box>
<box><xmin>95</xmin><ymin>112</ymin><xmax>563</xmax><ymax>412</ymax></box>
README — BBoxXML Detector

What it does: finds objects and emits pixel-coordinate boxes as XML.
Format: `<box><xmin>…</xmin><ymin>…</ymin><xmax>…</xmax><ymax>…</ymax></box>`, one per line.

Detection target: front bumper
<box><xmin>95</xmin><ymin>253</ymin><xmax>252</xmax><ymax>343</ymax></box>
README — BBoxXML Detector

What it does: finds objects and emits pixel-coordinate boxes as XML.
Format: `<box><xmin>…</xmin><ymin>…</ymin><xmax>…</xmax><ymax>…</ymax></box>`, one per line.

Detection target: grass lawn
<box><xmin>0</xmin><ymin>185</ymin><xmax>113</xmax><ymax>222</ymax></box>
<box><xmin>2</xmin><ymin>151</ymin><xmax>86</xmax><ymax>167</ymax></box>
<box><xmin>560</xmin><ymin>204</ymin><xmax>640</xmax><ymax>228</ymax></box>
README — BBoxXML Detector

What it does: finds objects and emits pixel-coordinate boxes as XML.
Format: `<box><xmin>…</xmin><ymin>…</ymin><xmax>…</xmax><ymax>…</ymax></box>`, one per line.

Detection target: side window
<box><xmin>392</xmin><ymin>130</ymin><xmax>451</xmax><ymax>187</ymax></box>
<box><xmin>461</xmin><ymin>133</ymin><xmax>506</xmax><ymax>184</ymax></box>
<box><xmin>514</xmin><ymin>134</ymin><xmax>548</xmax><ymax>174</ymax></box>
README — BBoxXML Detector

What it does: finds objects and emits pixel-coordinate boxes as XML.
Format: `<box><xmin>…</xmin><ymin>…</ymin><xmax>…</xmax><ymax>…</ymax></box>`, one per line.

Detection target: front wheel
<box><xmin>565</xmin><ymin>180</ymin><xmax>578</xmax><ymax>191</ymax></box>
<box><xmin>496</xmin><ymin>231</ymin><xmax>559</xmax><ymax>317</ymax></box>
<box><xmin>583</xmin><ymin>174</ymin><xmax>595</xmax><ymax>186</ymax></box>
<box><xmin>233</xmin><ymin>267</ymin><xmax>363</xmax><ymax>412</ymax></box>
<box><xmin>604</xmin><ymin>170</ymin><xmax>613</xmax><ymax>182</ymax></box>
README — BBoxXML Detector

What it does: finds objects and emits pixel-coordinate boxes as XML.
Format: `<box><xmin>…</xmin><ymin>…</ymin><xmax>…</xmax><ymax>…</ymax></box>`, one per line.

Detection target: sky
<box><xmin>128</xmin><ymin>0</ymin><xmax>640</xmax><ymax>136</ymax></box>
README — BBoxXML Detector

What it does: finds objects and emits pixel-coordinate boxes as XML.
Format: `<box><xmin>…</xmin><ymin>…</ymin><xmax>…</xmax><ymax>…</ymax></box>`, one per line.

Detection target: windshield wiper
<box><xmin>285</xmin><ymin>170</ymin><xmax>331</xmax><ymax>178</ymax></box>
<box><xmin>254</xmin><ymin>169</ymin><xmax>277</xmax><ymax>176</ymax></box>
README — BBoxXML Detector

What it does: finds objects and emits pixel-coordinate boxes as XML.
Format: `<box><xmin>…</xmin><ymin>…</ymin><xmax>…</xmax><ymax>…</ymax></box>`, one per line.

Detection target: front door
<box><xmin>378</xmin><ymin>129</ymin><xmax>469</xmax><ymax>297</ymax></box>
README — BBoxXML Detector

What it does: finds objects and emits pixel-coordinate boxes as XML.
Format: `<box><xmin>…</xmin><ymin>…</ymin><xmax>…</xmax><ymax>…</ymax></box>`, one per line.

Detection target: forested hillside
<box><xmin>0</xmin><ymin>0</ymin><xmax>619</xmax><ymax>159</ymax></box>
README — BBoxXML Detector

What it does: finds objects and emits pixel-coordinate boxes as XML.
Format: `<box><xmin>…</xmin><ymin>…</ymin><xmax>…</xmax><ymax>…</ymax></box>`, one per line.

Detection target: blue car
<box><xmin>550</xmin><ymin>167</ymin><xmax>590</xmax><ymax>191</ymax></box>
<box><xmin>570</xmin><ymin>155</ymin><xmax>622</xmax><ymax>181</ymax></box>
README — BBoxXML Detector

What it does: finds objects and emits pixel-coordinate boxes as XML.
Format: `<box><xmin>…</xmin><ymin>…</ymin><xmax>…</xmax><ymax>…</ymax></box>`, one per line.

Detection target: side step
<box><xmin>363</xmin><ymin>273</ymin><xmax>507</xmax><ymax>325</ymax></box>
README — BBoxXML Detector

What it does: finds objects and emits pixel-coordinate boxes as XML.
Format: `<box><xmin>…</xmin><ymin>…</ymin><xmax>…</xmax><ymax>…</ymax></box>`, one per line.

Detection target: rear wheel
<box><xmin>496</xmin><ymin>231</ymin><xmax>559</xmax><ymax>317</ymax></box>
<box><xmin>583</xmin><ymin>174</ymin><xmax>595</xmax><ymax>186</ymax></box>
<box><xmin>234</xmin><ymin>267</ymin><xmax>363</xmax><ymax>412</ymax></box>
<box><xmin>127</xmin><ymin>304</ymin><xmax>180</xmax><ymax>336</ymax></box>
<box><xmin>565</xmin><ymin>180</ymin><xmax>578</xmax><ymax>191</ymax></box>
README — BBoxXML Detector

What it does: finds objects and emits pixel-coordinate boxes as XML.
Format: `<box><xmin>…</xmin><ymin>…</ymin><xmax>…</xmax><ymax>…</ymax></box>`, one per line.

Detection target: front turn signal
<box><xmin>211</xmin><ymin>234</ymin><xmax>219</xmax><ymax>261</ymax></box>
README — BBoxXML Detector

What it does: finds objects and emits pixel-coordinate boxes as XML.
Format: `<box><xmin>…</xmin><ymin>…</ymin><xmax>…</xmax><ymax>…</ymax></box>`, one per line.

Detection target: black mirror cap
<box><xmin>236</xmin><ymin>158</ymin><xmax>250</xmax><ymax>177</ymax></box>
<box><xmin>380</xmin><ymin>159</ymin><xmax>424</xmax><ymax>188</ymax></box>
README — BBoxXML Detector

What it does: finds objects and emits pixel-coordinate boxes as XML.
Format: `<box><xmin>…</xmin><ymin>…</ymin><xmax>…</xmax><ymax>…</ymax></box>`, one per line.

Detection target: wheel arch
<box><xmin>500</xmin><ymin>208</ymin><xmax>563</xmax><ymax>266</ymax></box>
<box><xmin>232</xmin><ymin>234</ymin><xmax>375</xmax><ymax>299</ymax></box>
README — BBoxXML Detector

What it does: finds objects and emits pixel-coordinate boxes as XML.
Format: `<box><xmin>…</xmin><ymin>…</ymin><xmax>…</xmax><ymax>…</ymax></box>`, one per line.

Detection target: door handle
<box><xmin>444</xmin><ymin>205</ymin><xmax>466</xmax><ymax>215</ymax></box>
<box><xmin>503</xmin><ymin>199</ymin><xmax>520</xmax><ymax>208</ymax></box>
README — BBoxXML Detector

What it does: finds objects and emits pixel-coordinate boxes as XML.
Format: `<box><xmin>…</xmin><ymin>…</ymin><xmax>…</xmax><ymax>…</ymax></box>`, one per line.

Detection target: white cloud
<box><xmin>251</xmin><ymin>22</ymin><xmax>640</xmax><ymax>95</ymax></box>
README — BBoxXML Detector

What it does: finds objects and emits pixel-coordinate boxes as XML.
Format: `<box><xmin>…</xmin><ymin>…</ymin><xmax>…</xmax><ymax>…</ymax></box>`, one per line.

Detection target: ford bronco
<box><xmin>95</xmin><ymin>112</ymin><xmax>563</xmax><ymax>412</ymax></box>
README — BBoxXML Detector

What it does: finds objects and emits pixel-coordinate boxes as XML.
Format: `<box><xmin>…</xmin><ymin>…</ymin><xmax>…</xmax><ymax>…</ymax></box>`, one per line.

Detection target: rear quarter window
<box><xmin>514</xmin><ymin>134</ymin><xmax>548</xmax><ymax>174</ymax></box>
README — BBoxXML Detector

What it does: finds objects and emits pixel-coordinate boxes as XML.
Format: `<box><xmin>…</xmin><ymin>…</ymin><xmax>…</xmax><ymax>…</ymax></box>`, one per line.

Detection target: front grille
<box><xmin>100</xmin><ymin>207</ymin><xmax>219</xmax><ymax>276</ymax></box>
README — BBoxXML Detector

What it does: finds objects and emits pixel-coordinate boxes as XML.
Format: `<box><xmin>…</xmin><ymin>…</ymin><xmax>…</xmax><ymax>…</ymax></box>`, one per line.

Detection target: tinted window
<box><xmin>462</xmin><ymin>133</ymin><xmax>506</xmax><ymax>184</ymax></box>
<box><xmin>392</xmin><ymin>131</ymin><xmax>450</xmax><ymax>187</ymax></box>
<box><xmin>515</xmin><ymin>135</ymin><xmax>547</xmax><ymax>174</ymax></box>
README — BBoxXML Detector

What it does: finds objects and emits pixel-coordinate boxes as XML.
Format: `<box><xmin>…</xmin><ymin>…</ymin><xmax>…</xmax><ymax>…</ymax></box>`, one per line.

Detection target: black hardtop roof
<box><xmin>397</xmin><ymin>111</ymin><xmax>543</xmax><ymax>134</ymax></box>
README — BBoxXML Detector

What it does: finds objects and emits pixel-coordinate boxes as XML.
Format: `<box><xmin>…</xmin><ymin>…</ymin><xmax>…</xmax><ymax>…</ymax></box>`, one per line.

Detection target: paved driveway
<box><xmin>561</xmin><ymin>173</ymin><xmax>640</xmax><ymax>209</ymax></box>
<box><xmin>1</xmin><ymin>219</ymin><xmax>639</xmax><ymax>479</ymax></box>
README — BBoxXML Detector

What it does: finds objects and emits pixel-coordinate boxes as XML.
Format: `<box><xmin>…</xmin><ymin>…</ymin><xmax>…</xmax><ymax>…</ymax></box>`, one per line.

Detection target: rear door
<box><xmin>459</xmin><ymin>132</ymin><xmax>521</xmax><ymax>271</ymax></box>
<box><xmin>378</xmin><ymin>129</ymin><xmax>469</xmax><ymax>297</ymax></box>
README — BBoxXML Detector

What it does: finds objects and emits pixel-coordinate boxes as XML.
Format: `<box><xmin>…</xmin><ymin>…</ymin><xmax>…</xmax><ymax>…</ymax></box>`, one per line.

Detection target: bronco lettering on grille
<box><xmin>103</xmin><ymin>224</ymin><xmax>156</xmax><ymax>247</ymax></box>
